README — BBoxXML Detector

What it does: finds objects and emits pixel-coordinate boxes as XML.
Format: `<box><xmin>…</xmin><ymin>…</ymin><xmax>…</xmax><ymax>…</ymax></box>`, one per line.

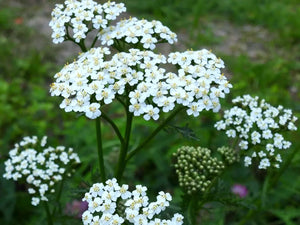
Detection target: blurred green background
<box><xmin>0</xmin><ymin>0</ymin><xmax>299</xmax><ymax>224</ymax></box>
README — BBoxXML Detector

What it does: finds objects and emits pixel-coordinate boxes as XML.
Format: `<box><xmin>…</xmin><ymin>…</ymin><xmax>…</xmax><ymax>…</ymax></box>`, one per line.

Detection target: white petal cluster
<box><xmin>215</xmin><ymin>95</ymin><xmax>298</xmax><ymax>169</ymax></box>
<box><xmin>82</xmin><ymin>178</ymin><xmax>184</xmax><ymax>225</ymax></box>
<box><xmin>99</xmin><ymin>17</ymin><xmax>177</xmax><ymax>49</ymax></box>
<box><xmin>50</xmin><ymin>47</ymin><xmax>231</xmax><ymax>120</ymax></box>
<box><xmin>3</xmin><ymin>136</ymin><xmax>81</xmax><ymax>206</ymax></box>
<box><xmin>49</xmin><ymin>0</ymin><xmax>126</xmax><ymax>44</ymax></box>
<box><xmin>168</xmin><ymin>50</ymin><xmax>230</xmax><ymax>115</ymax></box>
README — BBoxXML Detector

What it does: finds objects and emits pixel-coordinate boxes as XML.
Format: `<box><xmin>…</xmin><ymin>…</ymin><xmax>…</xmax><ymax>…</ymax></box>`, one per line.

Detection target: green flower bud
<box><xmin>173</xmin><ymin>145</ymin><xmax>238</xmax><ymax>195</ymax></box>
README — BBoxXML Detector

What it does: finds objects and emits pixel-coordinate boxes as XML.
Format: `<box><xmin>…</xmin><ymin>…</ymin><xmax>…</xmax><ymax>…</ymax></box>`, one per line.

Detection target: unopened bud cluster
<box><xmin>173</xmin><ymin>146</ymin><xmax>237</xmax><ymax>195</ymax></box>
<box><xmin>3</xmin><ymin>136</ymin><xmax>80</xmax><ymax>206</ymax></box>
<box><xmin>217</xmin><ymin>146</ymin><xmax>239</xmax><ymax>165</ymax></box>
<box><xmin>215</xmin><ymin>95</ymin><xmax>298</xmax><ymax>169</ymax></box>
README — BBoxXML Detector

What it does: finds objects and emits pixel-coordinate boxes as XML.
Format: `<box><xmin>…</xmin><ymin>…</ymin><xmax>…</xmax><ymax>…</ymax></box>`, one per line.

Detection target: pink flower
<box><xmin>64</xmin><ymin>200</ymin><xmax>88</xmax><ymax>219</ymax></box>
<box><xmin>231</xmin><ymin>184</ymin><xmax>248</xmax><ymax>198</ymax></box>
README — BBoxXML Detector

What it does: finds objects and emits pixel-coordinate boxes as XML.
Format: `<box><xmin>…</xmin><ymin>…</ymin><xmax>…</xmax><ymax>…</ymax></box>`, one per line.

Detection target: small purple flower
<box><xmin>65</xmin><ymin>200</ymin><xmax>88</xmax><ymax>219</ymax></box>
<box><xmin>231</xmin><ymin>184</ymin><xmax>248</xmax><ymax>198</ymax></box>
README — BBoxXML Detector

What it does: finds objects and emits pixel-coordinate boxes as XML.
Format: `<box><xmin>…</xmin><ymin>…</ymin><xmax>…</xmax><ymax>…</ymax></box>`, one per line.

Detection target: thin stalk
<box><xmin>96</xmin><ymin>117</ymin><xmax>106</xmax><ymax>182</ymax></box>
<box><xmin>238</xmin><ymin>209</ymin><xmax>255</xmax><ymax>225</ymax></box>
<box><xmin>65</xmin><ymin>24</ymin><xmax>76</xmax><ymax>43</ymax></box>
<box><xmin>270</xmin><ymin>146</ymin><xmax>299</xmax><ymax>185</ymax></box>
<box><xmin>44</xmin><ymin>201</ymin><xmax>53</xmax><ymax>225</ymax></box>
<box><xmin>101</xmin><ymin>111</ymin><xmax>125</xmax><ymax>145</ymax></box>
<box><xmin>187</xmin><ymin>197</ymin><xmax>197</xmax><ymax>225</ymax></box>
<box><xmin>126</xmin><ymin>106</ymin><xmax>184</xmax><ymax>162</ymax></box>
<box><xmin>116</xmin><ymin>96</ymin><xmax>127</xmax><ymax>109</ymax></box>
<box><xmin>197</xmin><ymin>172</ymin><xmax>222</xmax><ymax>209</ymax></box>
<box><xmin>231</xmin><ymin>137</ymin><xmax>239</xmax><ymax>150</ymax></box>
<box><xmin>115</xmin><ymin>109</ymin><xmax>133</xmax><ymax>181</ymax></box>
<box><xmin>187</xmin><ymin>170</ymin><xmax>225</xmax><ymax>224</ymax></box>
<box><xmin>90</xmin><ymin>35</ymin><xmax>98</xmax><ymax>49</ymax></box>
<box><xmin>79</xmin><ymin>39</ymin><xmax>87</xmax><ymax>52</ymax></box>
<box><xmin>239</xmin><ymin>147</ymin><xmax>299</xmax><ymax>225</ymax></box>
<box><xmin>261</xmin><ymin>171</ymin><xmax>271</xmax><ymax>208</ymax></box>
<box><xmin>51</xmin><ymin>176</ymin><xmax>65</xmax><ymax>216</ymax></box>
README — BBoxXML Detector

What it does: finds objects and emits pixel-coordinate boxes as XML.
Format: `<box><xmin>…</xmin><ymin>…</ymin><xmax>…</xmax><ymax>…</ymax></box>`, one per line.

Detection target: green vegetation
<box><xmin>0</xmin><ymin>0</ymin><xmax>299</xmax><ymax>224</ymax></box>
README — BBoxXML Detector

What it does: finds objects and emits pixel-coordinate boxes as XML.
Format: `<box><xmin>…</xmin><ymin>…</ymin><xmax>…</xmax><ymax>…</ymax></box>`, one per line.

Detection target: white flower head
<box><xmin>99</xmin><ymin>17</ymin><xmax>177</xmax><ymax>49</ymax></box>
<box><xmin>51</xmin><ymin>47</ymin><xmax>230</xmax><ymax>121</ymax></box>
<box><xmin>215</xmin><ymin>95</ymin><xmax>298</xmax><ymax>169</ymax></box>
<box><xmin>82</xmin><ymin>178</ymin><xmax>184</xmax><ymax>224</ymax></box>
<box><xmin>49</xmin><ymin>0</ymin><xmax>126</xmax><ymax>44</ymax></box>
<box><xmin>3</xmin><ymin>136</ymin><xmax>80</xmax><ymax>206</ymax></box>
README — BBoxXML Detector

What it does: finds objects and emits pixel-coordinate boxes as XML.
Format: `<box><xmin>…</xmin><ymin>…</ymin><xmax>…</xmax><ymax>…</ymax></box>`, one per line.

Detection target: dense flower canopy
<box><xmin>82</xmin><ymin>178</ymin><xmax>184</xmax><ymax>225</ymax></box>
<box><xmin>49</xmin><ymin>0</ymin><xmax>231</xmax><ymax>120</ymax></box>
<box><xmin>215</xmin><ymin>95</ymin><xmax>298</xmax><ymax>169</ymax></box>
<box><xmin>3</xmin><ymin>136</ymin><xmax>80</xmax><ymax>206</ymax></box>
<box><xmin>50</xmin><ymin>48</ymin><xmax>231</xmax><ymax>120</ymax></box>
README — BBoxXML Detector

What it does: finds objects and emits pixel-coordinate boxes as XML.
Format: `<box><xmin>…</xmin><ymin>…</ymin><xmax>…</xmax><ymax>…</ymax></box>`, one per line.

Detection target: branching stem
<box><xmin>126</xmin><ymin>106</ymin><xmax>184</xmax><ymax>162</ymax></box>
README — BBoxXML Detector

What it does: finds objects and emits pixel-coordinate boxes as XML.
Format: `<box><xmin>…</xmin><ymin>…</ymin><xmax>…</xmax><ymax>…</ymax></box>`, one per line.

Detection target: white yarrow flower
<box><xmin>3</xmin><ymin>136</ymin><xmax>80</xmax><ymax>206</ymax></box>
<box><xmin>81</xmin><ymin>179</ymin><xmax>184</xmax><ymax>225</ymax></box>
<box><xmin>215</xmin><ymin>95</ymin><xmax>298</xmax><ymax>169</ymax></box>
<box><xmin>51</xmin><ymin>47</ymin><xmax>230</xmax><ymax>121</ymax></box>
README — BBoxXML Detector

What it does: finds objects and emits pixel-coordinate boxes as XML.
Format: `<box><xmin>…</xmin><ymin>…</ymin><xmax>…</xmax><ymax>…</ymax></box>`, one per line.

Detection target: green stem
<box><xmin>231</xmin><ymin>137</ymin><xmax>239</xmax><ymax>150</ymax></box>
<box><xmin>51</xmin><ymin>176</ymin><xmax>65</xmax><ymax>216</ymax></box>
<box><xmin>261</xmin><ymin>171</ymin><xmax>271</xmax><ymax>208</ymax></box>
<box><xmin>44</xmin><ymin>201</ymin><xmax>53</xmax><ymax>225</ymax></box>
<box><xmin>187</xmin><ymin>170</ymin><xmax>225</xmax><ymax>224</ymax></box>
<box><xmin>116</xmin><ymin>96</ymin><xmax>127</xmax><ymax>109</ymax></box>
<box><xmin>66</xmin><ymin>24</ymin><xmax>88</xmax><ymax>52</ymax></box>
<box><xmin>65</xmin><ymin>24</ymin><xmax>76</xmax><ymax>43</ymax></box>
<box><xmin>96</xmin><ymin>117</ymin><xmax>106</xmax><ymax>182</ymax></box>
<box><xmin>270</xmin><ymin>146</ymin><xmax>299</xmax><ymax>185</ymax></box>
<box><xmin>197</xmin><ymin>172</ymin><xmax>222</xmax><ymax>210</ymax></box>
<box><xmin>115</xmin><ymin>109</ymin><xmax>133</xmax><ymax>181</ymax></box>
<box><xmin>126</xmin><ymin>106</ymin><xmax>184</xmax><ymax>162</ymax></box>
<box><xmin>187</xmin><ymin>197</ymin><xmax>197</xmax><ymax>225</ymax></box>
<box><xmin>112</xmin><ymin>41</ymin><xmax>122</xmax><ymax>52</ymax></box>
<box><xmin>239</xmin><ymin>147</ymin><xmax>299</xmax><ymax>224</ymax></box>
<box><xmin>239</xmin><ymin>210</ymin><xmax>255</xmax><ymax>225</ymax></box>
<box><xmin>79</xmin><ymin>39</ymin><xmax>87</xmax><ymax>52</ymax></box>
<box><xmin>101</xmin><ymin>111</ymin><xmax>125</xmax><ymax>145</ymax></box>
<box><xmin>90</xmin><ymin>35</ymin><xmax>98</xmax><ymax>49</ymax></box>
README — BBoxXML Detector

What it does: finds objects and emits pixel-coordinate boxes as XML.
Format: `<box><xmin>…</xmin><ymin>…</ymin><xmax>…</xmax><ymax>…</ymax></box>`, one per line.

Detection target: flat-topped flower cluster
<box><xmin>99</xmin><ymin>17</ymin><xmax>177</xmax><ymax>49</ymax></box>
<box><xmin>50</xmin><ymin>0</ymin><xmax>126</xmax><ymax>44</ymax></box>
<box><xmin>49</xmin><ymin>0</ymin><xmax>231</xmax><ymax>120</ymax></box>
<box><xmin>215</xmin><ymin>95</ymin><xmax>297</xmax><ymax>169</ymax></box>
<box><xmin>82</xmin><ymin>178</ymin><xmax>184</xmax><ymax>225</ymax></box>
<box><xmin>49</xmin><ymin>0</ymin><xmax>177</xmax><ymax>48</ymax></box>
<box><xmin>50</xmin><ymin>47</ymin><xmax>231</xmax><ymax>120</ymax></box>
<box><xmin>3</xmin><ymin>136</ymin><xmax>80</xmax><ymax>206</ymax></box>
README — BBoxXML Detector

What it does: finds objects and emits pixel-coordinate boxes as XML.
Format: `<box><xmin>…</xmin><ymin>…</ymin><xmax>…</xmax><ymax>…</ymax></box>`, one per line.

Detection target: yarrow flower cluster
<box><xmin>49</xmin><ymin>0</ymin><xmax>126</xmax><ymax>43</ymax></box>
<box><xmin>3</xmin><ymin>136</ymin><xmax>80</xmax><ymax>206</ymax></box>
<box><xmin>99</xmin><ymin>17</ymin><xmax>177</xmax><ymax>49</ymax></box>
<box><xmin>215</xmin><ymin>95</ymin><xmax>298</xmax><ymax>169</ymax></box>
<box><xmin>49</xmin><ymin>0</ymin><xmax>177</xmax><ymax>49</ymax></box>
<box><xmin>173</xmin><ymin>146</ymin><xmax>238</xmax><ymax>195</ymax></box>
<box><xmin>50</xmin><ymin>47</ymin><xmax>231</xmax><ymax>120</ymax></box>
<box><xmin>81</xmin><ymin>178</ymin><xmax>184</xmax><ymax>225</ymax></box>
